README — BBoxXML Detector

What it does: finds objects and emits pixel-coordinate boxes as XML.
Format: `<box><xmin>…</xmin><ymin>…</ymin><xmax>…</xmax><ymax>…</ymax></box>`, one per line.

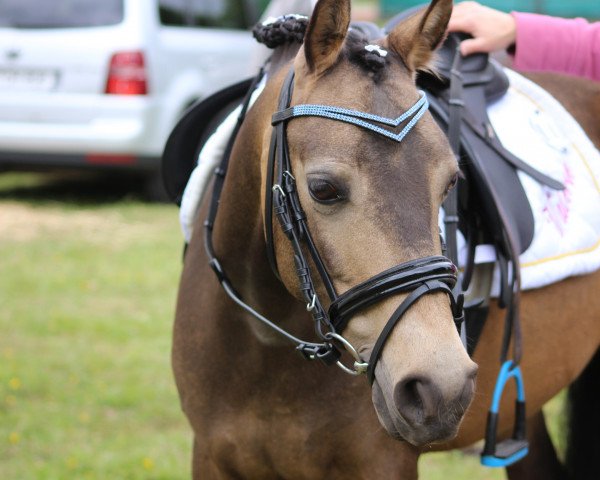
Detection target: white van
<box><xmin>0</xmin><ymin>0</ymin><xmax>261</xmax><ymax>197</ymax></box>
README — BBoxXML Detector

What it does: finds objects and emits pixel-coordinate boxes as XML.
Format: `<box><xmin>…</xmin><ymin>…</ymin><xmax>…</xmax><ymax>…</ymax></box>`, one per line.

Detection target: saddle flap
<box><xmin>459</xmin><ymin>99</ymin><xmax>535</xmax><ymax>255</ymax></box>
<box><xmin>428</xmin><ymin>89</ymin><xmax>535</xmax><ymax>254</ymax></box>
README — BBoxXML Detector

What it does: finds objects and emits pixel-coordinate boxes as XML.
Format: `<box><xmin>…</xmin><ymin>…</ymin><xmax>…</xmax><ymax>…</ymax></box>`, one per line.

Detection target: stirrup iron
<box><xmin>481</xmin><ymin>360</ymin><xmax>529</xmax><ymax>467</ymax></box>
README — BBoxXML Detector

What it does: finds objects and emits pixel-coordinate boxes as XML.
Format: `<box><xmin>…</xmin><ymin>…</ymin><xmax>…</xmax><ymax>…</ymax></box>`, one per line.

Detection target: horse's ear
<box><xmin>387</xmin><ymin>0</ymin><xmax>452</xmax><ymax>72</ymax></box>
<box><xmin>303</xmin><ymin>0</ymin><xmax>351</xmax><ymax>75</ymax></box>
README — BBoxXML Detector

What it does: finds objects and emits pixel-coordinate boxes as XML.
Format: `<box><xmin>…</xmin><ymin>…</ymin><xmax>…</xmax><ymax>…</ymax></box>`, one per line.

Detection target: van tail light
<box><xmin>105</xmin><ymin>51</ymin><xmax>148</xmax><ymax>95</ymax></box>
<box><xmin>85</xmin><ymin>153</ymin><xmax>137</xmax><ymax>165</ymax></box>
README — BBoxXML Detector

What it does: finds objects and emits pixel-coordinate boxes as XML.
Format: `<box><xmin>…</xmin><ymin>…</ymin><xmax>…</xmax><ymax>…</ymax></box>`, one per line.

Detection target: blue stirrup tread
<box><xmin>481</xmin><ymin>443</ymin><xmax>529</xmax><ymax>467</ymax></box>
<box><xmin>493</xmin><ymin>438</ymin><xmax>529</xmax><ymax>459</ymax></box>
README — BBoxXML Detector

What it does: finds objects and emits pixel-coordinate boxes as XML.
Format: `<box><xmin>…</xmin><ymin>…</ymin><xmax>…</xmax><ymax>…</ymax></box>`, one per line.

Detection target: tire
<box><xmin>144</xmin><ymin>170</ymin><xmax>171</xmax><ymax>203</ymax></box>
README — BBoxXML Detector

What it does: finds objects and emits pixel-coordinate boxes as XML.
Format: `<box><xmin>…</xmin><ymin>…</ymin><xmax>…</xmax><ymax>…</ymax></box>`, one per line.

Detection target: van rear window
<box><xmin>159</xmin><ymin>0</ymin><xmax>260</xmax><ymax>29</ymax></box>
<box><xmin>0</xmin><ymin>0</ymin><xmax>124</xmax><ymax>28</ymax></box>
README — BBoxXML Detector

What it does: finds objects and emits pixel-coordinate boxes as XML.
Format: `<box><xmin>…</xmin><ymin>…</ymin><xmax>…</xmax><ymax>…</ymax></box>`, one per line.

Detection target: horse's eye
<box><xmin>308</xmin><ymin>179</ymin><xmax>344</xmax><ymax>204</ymax></box>
<box><xmin>445</xmin><ymin>172</ymin><xmax>459</xmax><ymax>195</ymax></box>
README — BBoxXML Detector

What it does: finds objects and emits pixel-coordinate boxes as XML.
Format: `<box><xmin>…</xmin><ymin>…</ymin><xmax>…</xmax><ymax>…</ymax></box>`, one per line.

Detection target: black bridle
<box><xmin>204</xmin><ymin>67</ymin><xmax>464</xmax><ymax>384</ymax></box>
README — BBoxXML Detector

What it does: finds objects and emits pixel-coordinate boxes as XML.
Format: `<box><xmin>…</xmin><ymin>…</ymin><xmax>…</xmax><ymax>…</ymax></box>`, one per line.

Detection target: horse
<box><xmin>171</xmin><ymin>0</ymin><xmax>600</xmax><ymax>478</ymax></box>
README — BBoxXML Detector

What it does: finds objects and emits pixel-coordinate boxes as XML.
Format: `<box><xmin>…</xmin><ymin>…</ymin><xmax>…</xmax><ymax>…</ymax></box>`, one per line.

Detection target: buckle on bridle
<box><xmin>296</xmin><ymin>343</ymin><xmax>341</xmax><ymax>365</ymax></box>
<box><xmin>452</xmin><ymin>291</ymin><xmax>465</xmax><ymax>333</ymax></box>
<box><xmin>296</xmin><ymin>333</ymin><xmax>369</xmax><ymax>376</ymax></box>
<box><xmin>272</xmin><ymin>184</ymin><xmax>286</xmax><ymax>198</ymax></box>
<box><xmin>325</xmin><ymin>332</ymin><xmax>369</xmax><ymax>376</ymax></box>
<box><xmin>306</xmin><ymin>294</ymin><xmax>317</xmax><ymax>312</ymax></box>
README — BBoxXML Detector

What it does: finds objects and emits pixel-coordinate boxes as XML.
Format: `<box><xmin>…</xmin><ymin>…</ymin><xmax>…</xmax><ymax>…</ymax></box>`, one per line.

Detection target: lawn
<box><xmin>0</xmin><ymin>172</ymin><xmax>565</xmax><ymax>479</ymax></box>
<box><xmin>0</xmin><ymin>172</ymin><xmax>190</xmax><ymax>479</ymax></box>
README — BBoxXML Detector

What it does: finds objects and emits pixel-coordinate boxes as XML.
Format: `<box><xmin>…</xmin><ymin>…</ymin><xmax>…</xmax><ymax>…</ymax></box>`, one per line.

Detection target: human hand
<box><xmin>448</xmin><ymin>1</ymin><xmax>517</xmax><ymax>56</ymax></box>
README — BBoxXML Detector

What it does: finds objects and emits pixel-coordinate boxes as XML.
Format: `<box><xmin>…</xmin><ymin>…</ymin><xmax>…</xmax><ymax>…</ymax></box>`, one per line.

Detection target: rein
<box><xmin>205</xmin><ymin>66</ymin><xmax>465</xmax><ymax>383</ymax></box>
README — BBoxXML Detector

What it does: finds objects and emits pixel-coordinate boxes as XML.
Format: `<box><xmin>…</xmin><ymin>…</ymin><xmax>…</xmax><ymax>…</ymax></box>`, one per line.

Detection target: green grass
<box><xmin>0</xmin><ymin>172</ymin><xmax>566</xmax><ymax>479</ymax></box>
<box><xmin>0</xmin><ymin>172</ymin><xmax>190</xmax><ymax>479</ymax></box>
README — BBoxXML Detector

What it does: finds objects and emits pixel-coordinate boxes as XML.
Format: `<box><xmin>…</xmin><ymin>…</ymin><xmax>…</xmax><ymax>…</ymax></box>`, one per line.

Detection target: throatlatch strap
<box><xmin>205</xmin><ymin>68</ymin><xmax>266</xmax><ymax>252</ymax></box>
<box><xmin>264</xmin><ymin>126</ymin><xmax>280</xmax><ymax>279</ymax></box>
<box><xmin>203</xmin><ymin>68</ymin><xmax>340</xmax><ymax>359</ymax></box>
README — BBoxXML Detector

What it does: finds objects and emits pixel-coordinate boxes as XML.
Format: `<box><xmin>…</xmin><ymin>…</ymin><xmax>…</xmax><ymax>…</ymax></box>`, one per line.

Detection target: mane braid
<box><xmin>345</xmin><ymin>30</ymin><xmax>387</xmax><ymax>80</ymax></box>
<box><xmin>252</xmin><ymin>15</ymin><xmax>309</xmax><ymax>49</ymax></box>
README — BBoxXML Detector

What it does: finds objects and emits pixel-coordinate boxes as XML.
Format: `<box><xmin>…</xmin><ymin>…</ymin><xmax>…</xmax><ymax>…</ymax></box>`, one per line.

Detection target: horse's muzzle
<box><xmin>372</xmin><ymin>362</ymin><xmax>477</xmax><ymax>446</ymax></box>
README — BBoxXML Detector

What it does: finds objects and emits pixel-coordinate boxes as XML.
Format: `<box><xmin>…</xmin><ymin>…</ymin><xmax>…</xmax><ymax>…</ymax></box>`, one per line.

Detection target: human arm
<box><xmin>448</xmin><ymin>1</ymin><xmax>600</xmax><ymax>82</ymax></box>
<box><xmin>511</xmin><ymin>12</ymin><xmax>600</xmax><ymax>81</ymax></box>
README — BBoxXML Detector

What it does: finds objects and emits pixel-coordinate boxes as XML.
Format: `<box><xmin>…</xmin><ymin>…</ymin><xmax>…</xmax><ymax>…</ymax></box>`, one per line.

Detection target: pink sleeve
<box><xmin>511</xmin><ymin>12</ymin><xmax>600</xmax><ymax>82</ymax></box>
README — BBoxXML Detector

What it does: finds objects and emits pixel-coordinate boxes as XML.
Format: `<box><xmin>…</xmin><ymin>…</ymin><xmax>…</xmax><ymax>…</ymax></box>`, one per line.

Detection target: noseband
<box><xmin>205</xmin><ymin>68</ymin><xmax>464</xmax><ymax>384</ymax></box>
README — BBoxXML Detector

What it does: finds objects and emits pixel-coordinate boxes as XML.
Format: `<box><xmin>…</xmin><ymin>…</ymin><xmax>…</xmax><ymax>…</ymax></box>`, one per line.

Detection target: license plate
<box><xmin>0</xmin><ymin>68</ymin><xmax>58</xmax><ymax>92</ymax></box>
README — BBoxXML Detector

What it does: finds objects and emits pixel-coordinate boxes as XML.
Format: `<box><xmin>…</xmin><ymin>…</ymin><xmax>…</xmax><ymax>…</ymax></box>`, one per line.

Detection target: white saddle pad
<box><xmin>179</xmin><ymin>78</ymin><xmax>266</xmax><ymax>242</ymax></box>
<box><xmin>453</xmin><ymin>69</ymin><xmax>600</xmax><ymax>294</ymax></box>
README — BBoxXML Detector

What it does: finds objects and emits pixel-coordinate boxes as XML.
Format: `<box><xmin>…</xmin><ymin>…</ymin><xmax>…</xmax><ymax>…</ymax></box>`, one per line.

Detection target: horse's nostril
<box><xmin>393</xmin><ymin>367</ymin><xmax>478</xmax><ymax>432</ymax></box>
<box><xmin>403</xmin><ymin>378</ymin><xmax>422</xmax><ymax>406</ymax></box>
<box><xmin>394</xmin><ymin>376</ymin><xmax>441</xmax><ymax>425</ymax></box>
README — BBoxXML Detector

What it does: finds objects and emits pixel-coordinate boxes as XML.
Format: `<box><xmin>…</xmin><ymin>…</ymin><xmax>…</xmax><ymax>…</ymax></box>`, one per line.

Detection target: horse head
<box><xmin>259</xmin><ymin>0</ymin><xmax>477</xmax><ymax>446</ymax></box>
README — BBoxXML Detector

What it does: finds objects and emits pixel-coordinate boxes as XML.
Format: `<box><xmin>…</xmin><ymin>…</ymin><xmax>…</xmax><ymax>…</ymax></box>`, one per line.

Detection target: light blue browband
<box><xmin>271</xmin><ymin>90</ymin><xmax>429</xmax><ymax>143</ymax></box>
